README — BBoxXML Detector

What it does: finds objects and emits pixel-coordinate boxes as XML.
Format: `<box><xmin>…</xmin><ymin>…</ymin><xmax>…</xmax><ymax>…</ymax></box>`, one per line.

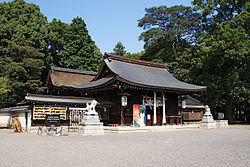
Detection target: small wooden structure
<box><xmin>180</xmin><ymin>95</ymin><xmax>205</xmax><ymax>124</ymax></box>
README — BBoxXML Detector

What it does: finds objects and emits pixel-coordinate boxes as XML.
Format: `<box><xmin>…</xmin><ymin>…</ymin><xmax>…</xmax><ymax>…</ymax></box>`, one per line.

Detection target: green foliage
<box><xmin>1</xmin><ymin>40</ymin><xmax>45</xmax><ymax>106</ymax></box>
<box><xmin>0</xmin><ymin>77</ymin><xmax>11</xmax><ymax>108</ymax></box>
<box><xmin>138</xmin><ymin>2</ymin><xmax>250</xmax><ymax>122</ymax></box>
<box><xmin>189</xmin><ymin>2</ymin><xmax>250</xmax><ymax>122</ymax></box>
<box><xmin>192</xmin><ymin>0</ymin><xmax>248</xmax><ymax>33</ymax></box>
<box><xmin>57</xmin><ymin>17</ymin><xmax>102</xmax><ymax>72</ymax></box>
<box><xmin>0</xmin><ymin>0</ymin><xmax>47</xmax><ymax>106</ymax></box>
<box><xmin>138</xmin><ymin>5</ymin><xmax>201</xmax><ymax>80</ymax></box>
<box><xmin>0</xmin><ymin>1</ymin><xmax>103</xmax><ymax>107</ymax></box>
<box><xmin>0</xmin><ymin>0</ymin><xmax>48</xmax><ymax>52</ymax></box>
<box><xmin>124</xmin><ymin>51</ymin><xmax>145</xmax><ymax>60</ymax></box>
<box><xmin>113</xmin><ymin>41</ymin><xmax>126</xmax><ymax>56</ymax></box>
<box><xmin>45</xmin><ymin>18</ymin><xmax>70</xmax><ymax>68</ymax></box>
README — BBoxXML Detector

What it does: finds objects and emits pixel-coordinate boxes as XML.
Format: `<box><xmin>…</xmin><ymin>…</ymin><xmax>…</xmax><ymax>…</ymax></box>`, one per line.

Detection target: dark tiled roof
<box><xmin>72</xmin><ymin>76</ymin><xmax>114</xmax><ymax>89</ymax></box>
<box><xmin>72</xmin><ymin>54</ymin><xmax>206</xmax><ymax>92</ymax></box>
<box><xmin>50</xmin><ymin>66</ymin><xmax>97</xmax><ymax>75</ymax></box>
<box><xmin>105</xmin><ymin>59</ymin><xmax>206</xmax><ymax>91</ymax></box>
<box><xmin>24</xmin><ymin>94</ymin><xmax>111</xmax><ymax>105</ymax></box>
<box><xmin>186</xmin><ymin>95</ymin><xmax>202</xmax><ymax>105</ymax></box>
<box><xmin>0</xmin><ymin>106</ymin><xmax>30</xmax><ymax>113</ymax></box>
<box><xmin>25</xmin><ymin>93</ymin><xmax>95</xmax><ymax>104</ymax></box>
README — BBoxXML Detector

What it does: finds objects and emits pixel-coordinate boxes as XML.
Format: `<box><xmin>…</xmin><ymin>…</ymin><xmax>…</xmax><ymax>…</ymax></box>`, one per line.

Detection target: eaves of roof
<box><xmin>25</xmin><ymin>93</ymin><xmax>95</xmax><ymax>104</ymax></box>
<box><xmin>0</xmin><ymin>106</ymin><xmax>30</xmax><ymax>113</ymax></box>
<box><xmin>105</xmin><ymin>59</ymin><xmax>206</xmax><ymax>92</ymax></box>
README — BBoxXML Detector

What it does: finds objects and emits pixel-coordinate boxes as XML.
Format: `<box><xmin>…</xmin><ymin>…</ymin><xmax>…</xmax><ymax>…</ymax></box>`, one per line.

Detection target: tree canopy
<box><xmin>0</xmin><ymin>77</ymin><xmax>11</xmax><ymax>108</ymax></box>
<box><xmin>192</xmin><ymin>0</ymin><xmax>248</xmax><ymax>33</ymax></box>
<box><xmin>0</xmin><ymin>0</ymin><xmax>47</xmax><ymax>106</ymax></box>
<box><xmin>57</xmin><ymin>17</ymin><xmax>102</xmax><ymax>71</ymax></box>
<box><xmin>138</xmin><ymin>5</ymin><xmax>201</xmax><ymax>80</ymax></box>
<box><xmin>0</xmin><ymin>0</ymin><xmax>249</xmax><ymax>123</ymax></box>
<box><xmin>138</xmin><ymin>2</ymin><xmax>250</xmax><ymax>122</ymax></box>
<box><xmin>113</xmin><ymin>41</ymin><xmax>126</xmax><ymax>56</ymax></box>
<box><xmin>0</xmin><ymin>0</ymin><xmax>102</xmax><ymax>107</ymax></box>
<box><xmin>189</xmin><ymin>1</ymin><xmax>250</xmax><ymax>123</ymax></box>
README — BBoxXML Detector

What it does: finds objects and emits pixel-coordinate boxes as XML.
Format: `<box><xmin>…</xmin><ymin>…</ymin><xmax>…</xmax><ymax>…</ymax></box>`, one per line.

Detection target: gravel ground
<box><xmin>0</xmin><ymin>125</ymin><xmax>249</xmax><ymax>167</ymax></box>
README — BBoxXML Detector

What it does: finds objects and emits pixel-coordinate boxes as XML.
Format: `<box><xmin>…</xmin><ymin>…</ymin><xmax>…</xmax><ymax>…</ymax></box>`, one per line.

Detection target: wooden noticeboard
<box><xmin>33</xmin><ymin>106</ymin><xmax>66</xmax><ymax>120</ymax></box>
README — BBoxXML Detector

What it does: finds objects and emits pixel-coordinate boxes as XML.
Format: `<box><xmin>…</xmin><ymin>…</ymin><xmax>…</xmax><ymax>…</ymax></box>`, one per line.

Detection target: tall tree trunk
<box><xmin>172</xmin><ymin>41</ymin><xmax>177</xmax><ymax>62</ymax></box>
<box><xmin>224</xmin><ymin>98</ymin><xmax>234</xmax><ymax>124</ymax></box>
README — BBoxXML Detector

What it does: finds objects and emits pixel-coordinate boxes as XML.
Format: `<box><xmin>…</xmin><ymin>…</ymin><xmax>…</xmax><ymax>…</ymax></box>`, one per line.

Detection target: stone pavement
<box><xmin>0</xmin><ymin>125</ymin><xmax>249</xmax><ymax>167</ymax></box>
<box><xmin>104</xmin><ymin>124</ymin><xmax>200</xmax><ymax>133</ymax></box>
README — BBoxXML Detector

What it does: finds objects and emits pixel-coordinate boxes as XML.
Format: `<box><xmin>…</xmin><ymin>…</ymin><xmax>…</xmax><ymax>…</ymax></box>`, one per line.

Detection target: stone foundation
<box><xmin>78</xmin><ymin>122</ymin><xmax>104</xmax><ymax>136</ymax></box>
<box><xmin>216</xmin><ymin>120</ymin><xmax>228</xmax><ymax>127</ymax></box>
<box><xmin>200</xmin><ymin>121</ymin><xmax>217</xmax><ymax>128</ymax></box>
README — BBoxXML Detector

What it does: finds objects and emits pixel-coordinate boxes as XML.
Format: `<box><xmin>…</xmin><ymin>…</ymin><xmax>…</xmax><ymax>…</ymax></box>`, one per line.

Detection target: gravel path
<box><xmin>0</xmin><ymin>125</ymin><xmax>249</xmax><ymax>167</ymax></box>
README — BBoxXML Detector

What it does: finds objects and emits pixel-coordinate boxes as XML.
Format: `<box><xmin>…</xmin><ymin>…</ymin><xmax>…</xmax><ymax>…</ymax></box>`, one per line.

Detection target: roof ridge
<box><xmin>104</xmin><ymin>53</ymin><xmax>168</xmax><ymax>69</ymax></box>
<box><xmin>50</xmin><ymin>66</ymin><xmax>97</xmax><ymax>75</ymax></box>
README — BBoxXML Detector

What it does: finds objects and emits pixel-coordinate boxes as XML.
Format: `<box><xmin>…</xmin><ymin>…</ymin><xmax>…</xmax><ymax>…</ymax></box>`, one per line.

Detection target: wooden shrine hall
<box><xmin>46</xmin><ymin>53</ymin><xmax>206</xmax><ymax>126</ymax></box>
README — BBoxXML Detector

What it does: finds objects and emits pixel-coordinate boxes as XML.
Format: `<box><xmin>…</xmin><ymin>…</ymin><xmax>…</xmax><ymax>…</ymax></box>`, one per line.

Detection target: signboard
<box><xmin>45</xmin><ymin>115</ymin><xmax>60</xmax><ymax>126</ymax></box>
<box><xmin>121</xmin><ymin>96</ymin><xmax>128</xmax><ymax>106</ymax></box>
<box><xmin>133</xmin><ymin>104</ymin><xmax>146</xmax><ymax>127</ymax></box>
<box><xmin>143</xmin><ymin>96</ymin><xmax>163</xmax><ymax>106</ymax></box>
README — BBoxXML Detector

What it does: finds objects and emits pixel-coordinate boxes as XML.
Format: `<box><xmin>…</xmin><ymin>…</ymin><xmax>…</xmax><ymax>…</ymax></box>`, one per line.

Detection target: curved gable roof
<box><xmin>105</xmin><ymin>59</ymin><xmax>206</xmax><ymax>92</ymax></box>
<box><xmin>73</xmin><ymin>53</ymin><xmax>206</xmax><ymax>92</ymax></box>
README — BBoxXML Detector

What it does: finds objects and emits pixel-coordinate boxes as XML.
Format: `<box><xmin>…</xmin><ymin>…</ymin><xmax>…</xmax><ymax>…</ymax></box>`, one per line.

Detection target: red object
<box><xmin>108</xmin><ymin>124</ymin><xmax>119</xmax><ymax>127</ymax></box>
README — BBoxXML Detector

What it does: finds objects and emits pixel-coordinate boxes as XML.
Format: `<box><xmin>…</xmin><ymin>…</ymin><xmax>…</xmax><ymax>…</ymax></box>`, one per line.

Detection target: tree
<box><xmin>45</xmin><ymin>18</ymin><xmax>70</xmax><ymax>68</ymax></box>
<box><xmin>58</xmin><ymin>17</ymin><xmax>102</xmax><ymax>71</ymax></box>
<box><xmin>189</xmin><ymin>3</ymin><xmax>250</xmax><ymax>123</ymax></box>
<box><xmin>0</xmin><ymin>0</ymin><xmax>104</xmax><ymax>108</ymax></box>
<box><xmin>124</xmin><ymin>51</ymin><xmax>145</xmax><ymax>60</ymax></box>
<box><xmin>0</xmin><ymin>0</ymin><xmax>47</xmax><ymax>106</ymax></box>
<box><xmin>0</xmin><ymin>0</ymin><xmax>48</xmax><ymax>53</ymax></box>
<box><xmin>138</xmin><ymin>5</ymin><xmax>201</xmax><ymax>80</ymax></box>
<box><xmin>0</xmin><ymin>77</ymin><xmax>11</xmax><ymax>108</ymax></box>
<box><xmin>113</xmin><ymin>41</ymin><xmax>126</xmax><ymax>56</ymax></box>
<box><xmin>1</xmin><ymin>40</ymin><xmax>45</xmax><ymax>106</ymax></box>
<box><xmin>192</xmin><ymin>0</ymin><xmax>248</xmax><ymax>33</ymax></box>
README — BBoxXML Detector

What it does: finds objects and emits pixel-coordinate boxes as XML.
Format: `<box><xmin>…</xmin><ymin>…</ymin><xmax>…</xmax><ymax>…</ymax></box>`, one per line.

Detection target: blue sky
<box><xmin>22</xmin><ymin>0</ymin><xmax>192</xmax><ymax>54</ymax></box>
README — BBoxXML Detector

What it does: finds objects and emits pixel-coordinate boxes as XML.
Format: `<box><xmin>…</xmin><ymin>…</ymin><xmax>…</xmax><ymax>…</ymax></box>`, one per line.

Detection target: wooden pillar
<box><xmin>121</xmin><ymin>106</ymin><xmax>124</xmax><ymax>126</ymax></box>
<box><xmin>162</xmin><ymin>92</ymin><xmax>166</xmax><ymax>125</ymax></box>
<box><xmin>153</xmin><ymin>91</ymin><xmax>157</xmax><ymax>125</ymax></box>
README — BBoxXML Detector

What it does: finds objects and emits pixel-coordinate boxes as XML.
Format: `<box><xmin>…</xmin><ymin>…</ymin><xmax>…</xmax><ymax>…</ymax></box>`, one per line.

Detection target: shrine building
<box><xmin>46</xmin><ymin>53</ymin><xmax>206</xmax><ymax>126</ymax></box>
<box><xmin>0</xmin><ymin>53</ymin><xmax>207</xmax><ymax>130</ymax></box>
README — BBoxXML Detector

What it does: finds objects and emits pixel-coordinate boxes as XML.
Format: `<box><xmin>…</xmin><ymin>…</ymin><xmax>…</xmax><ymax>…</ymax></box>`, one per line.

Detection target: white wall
<box><xmin>0</xmin><ymin>112</ymin><xmax>12</xmax><ymax>127</ymax></box>
<box><xmin>0</xmin><ymin>112</ymin><xmax>31</xmax><ymax>131</ymax></box>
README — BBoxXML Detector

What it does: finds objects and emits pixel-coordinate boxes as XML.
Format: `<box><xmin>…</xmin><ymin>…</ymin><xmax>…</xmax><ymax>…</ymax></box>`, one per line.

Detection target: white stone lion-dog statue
<box><xmin>84</xmin><ymin>100</ymin><xmax>98</xmax><ymax>115</ymax></box>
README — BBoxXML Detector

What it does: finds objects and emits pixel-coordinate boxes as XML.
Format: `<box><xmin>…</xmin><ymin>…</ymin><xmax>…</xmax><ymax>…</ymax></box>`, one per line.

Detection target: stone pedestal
<box><xmin>200</xmin><ymin>105</ymin><xmax>217</xmax><ymax>129</ymax></box>
<box><xmin>200</xmin><ymin>120</ymin><xmax>217</xmax><ymax>128</ymax></box>
<box><xmin>216</xmin><ymin>120</ymin><xmax>228</xmax><ymax>127</ymax></box>
<box><xmin>78</xmin><ymin>122</ymin><xmax>104</xmax><ymax>136</ymax></box>
<box><xmin>79</xmin><ymin>114</ymin><xmax>104</xmax><ymax>136</ymax></box>
<box><xmin>78</xmin><ymin>100</ymin><xmax>104</xmax><ymax>136</ymax></box>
